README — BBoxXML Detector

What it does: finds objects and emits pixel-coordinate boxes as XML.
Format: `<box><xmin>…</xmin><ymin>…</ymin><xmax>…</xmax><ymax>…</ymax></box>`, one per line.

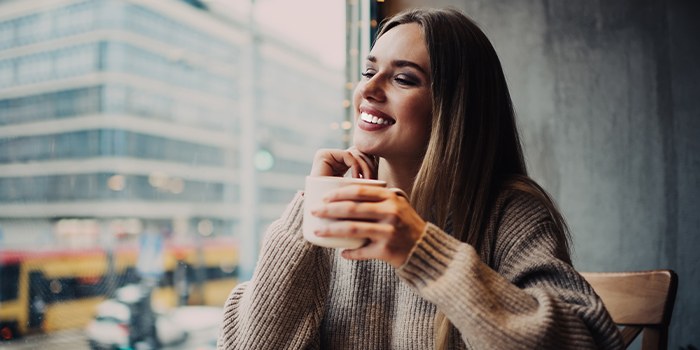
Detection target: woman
<box><xmin>218</xmin><ymin>8</ymin><xmax>623</xmax><ymax>350</ymax></box>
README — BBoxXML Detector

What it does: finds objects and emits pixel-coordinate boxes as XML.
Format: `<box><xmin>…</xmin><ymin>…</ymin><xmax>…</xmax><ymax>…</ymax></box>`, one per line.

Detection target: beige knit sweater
<box><xmin>218</xmin><ymin>189</ymin><xmax>624</xmax><ymax>349</ymax></box>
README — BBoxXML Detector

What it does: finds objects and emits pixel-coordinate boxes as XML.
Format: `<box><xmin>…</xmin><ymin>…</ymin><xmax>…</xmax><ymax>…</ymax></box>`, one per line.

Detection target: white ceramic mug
<box><xmin>303</xmin><ymin>176</ymin><xmax>386</xmax><ymax>249</ymax></box>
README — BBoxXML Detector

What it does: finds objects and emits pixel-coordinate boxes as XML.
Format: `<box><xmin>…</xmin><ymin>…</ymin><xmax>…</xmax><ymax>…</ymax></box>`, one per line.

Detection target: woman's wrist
<box><xmin>396</xmin><ymin>221</ymin><xmax>429</xmax><ymax>269</ymax></box>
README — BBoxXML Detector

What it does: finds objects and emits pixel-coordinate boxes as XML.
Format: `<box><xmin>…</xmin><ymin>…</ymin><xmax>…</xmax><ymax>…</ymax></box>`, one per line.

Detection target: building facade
<box><xmin>0</xmin><ymin>0</ymin><xmax>344</xmax><ymax>250</ymax></box>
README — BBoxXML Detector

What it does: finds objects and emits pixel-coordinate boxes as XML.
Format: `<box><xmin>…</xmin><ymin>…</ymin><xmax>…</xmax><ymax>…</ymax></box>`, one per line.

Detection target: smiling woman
<box><xmin>217</xmin><ymin>7</ymin><xmax>624</xmax><ymax>350</ymax></box>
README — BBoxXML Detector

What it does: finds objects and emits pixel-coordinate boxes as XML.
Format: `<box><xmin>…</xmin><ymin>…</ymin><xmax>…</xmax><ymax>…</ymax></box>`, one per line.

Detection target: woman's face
<box><xmin>352</xmin><ymin>23</ymin><xmax>432</xmax><ymax>162</ymax></box>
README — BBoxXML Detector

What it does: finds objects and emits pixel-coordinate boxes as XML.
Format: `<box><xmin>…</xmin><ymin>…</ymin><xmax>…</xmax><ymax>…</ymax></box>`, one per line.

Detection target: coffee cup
<box><xmin>303</xmin><ymin>176</ymin><xmax>386</xmax><ymax>249</ymax></box>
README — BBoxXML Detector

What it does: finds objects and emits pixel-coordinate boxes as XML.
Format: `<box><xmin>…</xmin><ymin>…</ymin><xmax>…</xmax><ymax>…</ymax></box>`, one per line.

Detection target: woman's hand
<box><xmin>311</xmin><ymin>185</ymin><xmax>427</xmax><ymax>268</ymax></box>
<box><xmin>310</xmin><ymin>147</ymin><xmax>378</xmax><ymax>179</ymax></box>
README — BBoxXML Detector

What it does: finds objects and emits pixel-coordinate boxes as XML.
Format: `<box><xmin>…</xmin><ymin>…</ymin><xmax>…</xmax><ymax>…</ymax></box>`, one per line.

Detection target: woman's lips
<box><xmin>360</xmin><ymin>112</ymin><xmax>394</xmax><ymax>125</ymax></box>
<box><xmin>358</xmin><ymin>112</ymin><xmax>394</xmax><ymax>131</ymax></box>
<box><xmin>357</xmin><ymin>107</ymin><xmax>395</xmax><ymax>131</ymax></box>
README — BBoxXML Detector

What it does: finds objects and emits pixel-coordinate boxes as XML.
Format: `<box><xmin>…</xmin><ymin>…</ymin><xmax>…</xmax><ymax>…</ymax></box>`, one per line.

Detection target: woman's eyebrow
<box><xmin>366</xmin><ymin>55</ymin><xmax>429</xmax><ymax>76</ymax></box>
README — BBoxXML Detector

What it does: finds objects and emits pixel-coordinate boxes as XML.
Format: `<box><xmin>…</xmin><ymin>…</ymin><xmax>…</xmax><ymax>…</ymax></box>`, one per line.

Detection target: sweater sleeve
<box><xmin>217</xmin><ymin>192</ymin><xmax>330</xmax><ymax>350</ymax></box>
<box><xmin>396</xmin><ymin>192</ymin><xmax>624</xmax><ymax>350</ymax></box>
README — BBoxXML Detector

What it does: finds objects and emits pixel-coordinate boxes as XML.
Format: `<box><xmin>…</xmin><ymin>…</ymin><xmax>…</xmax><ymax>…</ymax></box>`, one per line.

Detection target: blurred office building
<box><xmin>0</xmin><ymin>0</ymin><xmax>344</xmax><ymax>250</ymax></box>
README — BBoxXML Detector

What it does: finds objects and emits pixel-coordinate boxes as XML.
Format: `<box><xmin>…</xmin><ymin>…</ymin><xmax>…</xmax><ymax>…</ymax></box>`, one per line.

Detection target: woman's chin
<box><xmin>352</xmin><ymin>142</ymin><xmax>382</xmax><ymax>157</ymax></box>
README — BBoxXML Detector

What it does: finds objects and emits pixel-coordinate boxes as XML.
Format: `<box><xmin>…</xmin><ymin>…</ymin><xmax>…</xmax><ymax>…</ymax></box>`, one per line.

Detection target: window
<box><xmin>0</xmin><ymin>0</ymin><xmax>348</xmax><ymax>345</ymax></box>
<box><xmin>0</xmin><ymin>22</ymin><xmax>13</xmax><ymax>49</ymax></box>
<box><xmin>0</xmin><ymin>60</ymin><xmax>12</xmax><ymax>88</ymax></box>
<box><xmin>0</xmin><ymin>263</ymin><xmax>19</xmax><ymax>302</ymax></box>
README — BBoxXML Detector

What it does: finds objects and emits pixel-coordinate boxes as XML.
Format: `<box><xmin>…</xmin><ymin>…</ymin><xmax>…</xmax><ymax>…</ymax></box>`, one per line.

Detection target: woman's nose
<box><xmin>360</xmin><ymin>76</ymin><xmax>386</xmax><ymax>101</ymax></box>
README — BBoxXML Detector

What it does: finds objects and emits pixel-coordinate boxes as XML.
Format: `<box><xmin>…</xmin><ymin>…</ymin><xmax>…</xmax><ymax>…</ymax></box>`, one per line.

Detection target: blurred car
<box><xmin>85</xmin><ymin>285</ymin><xmax>187</xmax><ymax>350</ymax></box>
<box><xmin>167</xmin><ymin>306</ymin><xmax>223</xmax><ymax>350</ymax></box>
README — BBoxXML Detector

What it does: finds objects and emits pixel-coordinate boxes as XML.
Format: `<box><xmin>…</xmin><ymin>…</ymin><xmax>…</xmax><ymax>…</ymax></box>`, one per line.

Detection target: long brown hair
<box><xmin>375</xmin><ymin>8</ymin><xmax>571</xmax><ymax>349</ymax></box>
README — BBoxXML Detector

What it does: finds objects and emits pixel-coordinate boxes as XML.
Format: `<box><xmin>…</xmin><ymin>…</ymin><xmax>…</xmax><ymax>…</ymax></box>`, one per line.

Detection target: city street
<box><xmin>0</xmin><ymin>327</ymin><xmax>218</xmax><ymax>350</ymax></box>
<box><xmin>0</xmin><ymin>329</ymin><xmax>90</xmax><ymax>350</ymax></box>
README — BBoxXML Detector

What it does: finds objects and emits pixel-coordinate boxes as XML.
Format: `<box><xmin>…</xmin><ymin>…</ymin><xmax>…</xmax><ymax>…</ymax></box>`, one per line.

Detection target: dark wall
<box><xmin>386</xmin><ymin>1</ymin><xmax>699</xmax><ymax>348</ymax></box>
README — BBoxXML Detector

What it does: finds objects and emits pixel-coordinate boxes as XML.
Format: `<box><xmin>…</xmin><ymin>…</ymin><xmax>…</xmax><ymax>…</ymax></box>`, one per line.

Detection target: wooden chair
<box><xmin>581</xmin><ymin>270</ymin><xmax>678</xmax><ymax>350</ymax></box>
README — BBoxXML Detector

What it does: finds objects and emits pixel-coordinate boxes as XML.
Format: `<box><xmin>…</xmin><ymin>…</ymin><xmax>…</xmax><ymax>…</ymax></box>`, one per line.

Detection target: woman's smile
<box><xmin>360</xmin><ymin>112</ymin><xmax>394</xmax><ymax>126</ymax></box>
<box><xmin>358</xmin><ymin>106</ymin><xmax>396</xmax><ymax>131</ymax></box>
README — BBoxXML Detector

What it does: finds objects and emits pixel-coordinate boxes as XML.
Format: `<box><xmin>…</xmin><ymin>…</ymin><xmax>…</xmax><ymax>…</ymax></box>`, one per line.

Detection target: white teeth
<box><xmin>360</xmin><ymin>112</ymin><xmax>393</xmax><ymax>125</ymax></box>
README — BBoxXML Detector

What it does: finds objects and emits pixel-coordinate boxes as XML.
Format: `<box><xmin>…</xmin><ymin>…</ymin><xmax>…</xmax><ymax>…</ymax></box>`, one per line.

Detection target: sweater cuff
<box><xmin>396</xmin><ymin>222</ymin><xmax>462</xmax><ymax>289</ymax></box>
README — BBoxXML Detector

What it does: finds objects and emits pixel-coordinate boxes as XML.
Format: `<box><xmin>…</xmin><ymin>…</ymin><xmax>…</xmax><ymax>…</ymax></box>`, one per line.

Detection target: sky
<box><xmin>209</xmin><ymin>0</ymin><xmax>346</xmax><ymax>69</ymax></box>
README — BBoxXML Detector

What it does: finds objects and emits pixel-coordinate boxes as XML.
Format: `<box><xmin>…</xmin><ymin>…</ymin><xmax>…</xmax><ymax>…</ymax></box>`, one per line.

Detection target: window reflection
<box><xmin>0</xmin><ymin>0</ymin><xmax>344</xmax><ymax>347</ymax></box>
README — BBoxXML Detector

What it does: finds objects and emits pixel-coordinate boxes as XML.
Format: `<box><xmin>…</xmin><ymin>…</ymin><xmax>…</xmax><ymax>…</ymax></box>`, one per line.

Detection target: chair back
<box><xmin>581</xmin><ymin>270</ymin><xmax>678</xmax><ymax>350</ymax></box>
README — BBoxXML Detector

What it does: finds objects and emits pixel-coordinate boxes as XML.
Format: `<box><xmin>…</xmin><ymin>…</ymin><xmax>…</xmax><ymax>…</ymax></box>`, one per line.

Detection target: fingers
<box><xmin>310</xmin><ymin>149</ymin><xmax>351</xmax><ymax>177</ymax></box>
<box><xmin>323</xmin><ymin>185</ymin><xmax>399</xmax><ymax>203</ymax></box>
<box><xmin>310</xmin><ymin>148</ymin><xmax>379</xmax><ymax>179</ymax></box>
<box><xmin>339</xmin><ymin>237</ymin><xmax>410</xmax><ymax>268</ymax></box>
<box><xmin>315</xmin><ymin>221</ymin><xmax>393</xmax><ymax>239</ymax></box>
<box><xmin>337</xmin><ymin>151</ymin><xmax>361</xmax><ymax>179</ymax></box>
<box><xmin>340</xmin><ymin>245</ymin><xmax>386</xmax><ymax>262</ymax></box>
<box><xmin>340</xmin><ymin>150</ymin><xmax>376</xmax><ymax>180</ymax></box>
<box><xmin>314</xmin><ymin>221</ymin><xmax>403</xmax><ymax>266</ymax></box>
<box><xmin>348</xmin><ymin>147</ymin><xmax>378</xmax><ymax>179</ymax></box>
<box><xmin>311</xmin><ymin>188</ymin><xmax>426</xmax><ymax>269</ymax></box>
<box><xmin>313</xmin><ymin>186</ymin><xmax>406</xmax><ymax>224</ymax></box>
<box><xmin>312</xmin><ymin>201</ymin><xmax>389</xmax><ymax>222</ymax></box>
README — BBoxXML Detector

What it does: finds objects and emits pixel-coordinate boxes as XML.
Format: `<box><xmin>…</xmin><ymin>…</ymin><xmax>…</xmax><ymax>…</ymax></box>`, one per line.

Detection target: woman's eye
<box><xmin>395</xmin><ymin>74</ymin><xmax>417</xmax><ymax>86</ymax></box>
<box><xmin>361</xmin><ymin>70</ymin><xmax>375</xmax><ymax>79</ymax></box>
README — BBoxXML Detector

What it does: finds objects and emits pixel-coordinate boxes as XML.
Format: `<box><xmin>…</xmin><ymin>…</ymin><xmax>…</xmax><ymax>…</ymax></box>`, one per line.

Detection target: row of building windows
<box><xmin>0</xmin><ymin>130</ymin><xmax>229</xmax><ymax>166</ymax></box>
<box><xmin>0</xmin><ymin>85</ymin><xmax>235</xmax><ymax>131</ymax></box>
<box><xmin>263</xmin><ymin>125</ymin><xmax>309</xmax><ymax>146</ymax></box>
<box><xmin>0</xmin><ymin>87</ymin><xmax>100</xmax><ymax>125</ymax></box>
<box><xmin>0</xmin><ymin>172</ymin><xmax>309</xmax><ymax>206</ymax></box>
<box><xmin>122</xmin><ymin>2</ymin><xmax>234</xmax><ymax>61</ymax></box>
<box><xmin>259</xmin><ymin>187</ymin><xmax>298</xmax><ymax>204</ymax></box>
<box><xmin>0</xmin><ymin>39</ymin><xmax>236</xmax><ymax>96</ymax></box>
<box><xmin>0</xmin><ymin>1</ymin><xmax>233</xmax><ymax>61</ymax></box>
<box><xmin>0</xmin><ymin>43</ymin><xmax>97</xmax><ymax>87</ymax></box>
<box><xmin>101</xmin><ymin>85</ymin><xmax>237</xmax><ymax>131</ymax></box>
<box><xmin>0</xmin><ymin>0</ymin><xmax>98</xmax><ymax>50</ymax></box>
<box><xmin>0</xmin><ymin>173</ymin><xmax>235</xmax><ymax>203</ymax></box>
<box><xmin>101</xmin><ymin>41</ymin><xmax>236</xmax><ymax>97</ymax></box>
<box><xmin>271</xmin><ymin>158</ymin><xmax>314</xmax><ymax>176</ymax></box>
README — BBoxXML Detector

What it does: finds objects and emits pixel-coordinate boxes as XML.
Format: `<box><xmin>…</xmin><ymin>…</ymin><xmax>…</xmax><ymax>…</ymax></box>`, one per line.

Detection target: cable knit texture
<box><xmin>218</xmin><ymin>189</ymin><xmax>624</xmax><ymax>349</ymax></box>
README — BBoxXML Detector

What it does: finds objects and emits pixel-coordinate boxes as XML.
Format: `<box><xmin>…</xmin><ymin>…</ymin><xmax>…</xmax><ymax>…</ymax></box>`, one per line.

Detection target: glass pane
<box><xmin>0</xmin><ymin>0</ymin><xmax>347</xmax><ymax>348</ymax></box>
